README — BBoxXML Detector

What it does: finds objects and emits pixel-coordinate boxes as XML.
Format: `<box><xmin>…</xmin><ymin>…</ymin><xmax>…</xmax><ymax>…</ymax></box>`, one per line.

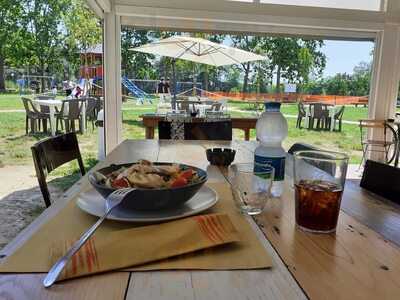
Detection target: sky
<box><xmin>321</xmin><ymin>40</ymin><xmax>374</xmax><ymax>77</ymax></box>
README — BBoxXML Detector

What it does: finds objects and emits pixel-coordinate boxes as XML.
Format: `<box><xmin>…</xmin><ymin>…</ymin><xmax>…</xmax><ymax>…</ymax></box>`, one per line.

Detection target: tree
<box><xmin>264</xmin><ymin>38</ymin><xmax>326</xmax><ymax>93</ymax></box>
<box><xmin>64</xmin><ymin>0</ymin><xmax>101</xmax><ymax>80</ymax></box>
<box><xmin>23</xmin><ymin>0</ymin><xmax>71</xmax><ymax>91</ymax></box>
<box><xmin>230</xmin><ymin>35</ymin><xmax>261</xmax><ymax>95</ymax></box>
<box><xmin>0</xmin><ymin>0</ymin><xmax>23</xmax><ymax>91</ymax></box>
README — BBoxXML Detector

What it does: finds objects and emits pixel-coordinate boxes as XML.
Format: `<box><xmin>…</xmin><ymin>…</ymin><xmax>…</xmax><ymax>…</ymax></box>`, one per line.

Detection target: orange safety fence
<box><xmin>202</xmin><ymin>91</ymin><xmax>368</xmax><ymax>106</ymax></box>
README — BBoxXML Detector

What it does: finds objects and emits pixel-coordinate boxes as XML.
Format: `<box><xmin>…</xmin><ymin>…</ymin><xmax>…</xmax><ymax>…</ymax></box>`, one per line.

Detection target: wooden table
<box><xmin>1</xmin><ymin>140</ymin><xmax>400</xmax><ymax>299</ymax></box>
<box><xmin>141</xmin><ymin>115</ymin><xmax>258</xmax><ymax>140</ymax></box>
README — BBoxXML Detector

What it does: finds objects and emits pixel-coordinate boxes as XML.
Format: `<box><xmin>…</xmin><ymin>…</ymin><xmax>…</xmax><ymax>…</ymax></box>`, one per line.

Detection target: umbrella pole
<box><xmin>172</xmin><ymin>58</ymin><xmax>177</xmax><ymax>110</ymax></box>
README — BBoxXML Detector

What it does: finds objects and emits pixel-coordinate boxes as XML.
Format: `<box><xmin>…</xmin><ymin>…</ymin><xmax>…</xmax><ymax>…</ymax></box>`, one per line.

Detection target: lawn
<box><xmin>0</xmin><ymin>92</ymin><xmax>375</xmax><ymax>189</ymax></box>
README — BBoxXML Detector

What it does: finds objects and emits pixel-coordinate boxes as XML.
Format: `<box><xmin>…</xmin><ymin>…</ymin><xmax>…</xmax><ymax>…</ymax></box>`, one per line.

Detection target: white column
<box><xmin>103</xmin><ymin>8</ymin><xmax>122</xmax><ymax>154</ymax></box>
<box><xmin>369</xmin><ymin>24</ymin><xmax>400</xmax><ymax>120</ymax></box>
<box><xmin>368</xmin><ymin>23</ymin><xmax>400</xmax><ymax>161</ymax></box>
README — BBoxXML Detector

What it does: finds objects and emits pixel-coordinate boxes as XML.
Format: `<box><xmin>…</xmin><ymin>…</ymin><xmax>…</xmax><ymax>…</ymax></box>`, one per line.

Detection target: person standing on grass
<box><xmin>164</xmin><ymin>78</ymin><xmax>171</xmax><ymax>95</ymax></box>
<box><xmin>156</xmin><ymin>78</ymin><xmax>166</xmax><ymax>102</ymax></box>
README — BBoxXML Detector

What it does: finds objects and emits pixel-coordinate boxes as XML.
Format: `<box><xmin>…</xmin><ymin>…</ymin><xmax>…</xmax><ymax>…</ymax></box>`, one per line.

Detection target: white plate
<box><xmin>76</xmin><ymin>186</ymin><xmax>218</xmax><ymax>223</ymax></box>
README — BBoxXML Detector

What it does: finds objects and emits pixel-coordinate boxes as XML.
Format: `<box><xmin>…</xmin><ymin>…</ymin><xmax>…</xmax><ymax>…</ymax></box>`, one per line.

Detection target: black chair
<box><xmin>21</xmin><ymin>97</ymin><xmax>50</xmax><ymax>134</ymax></box>
<box><xmin>158</xmin><ymin>120</ymin><xmax>232</xmax><ymax>140</ymax></box>
<box><xmin>85</xmin><ymin>97</ymin><xmax>99</xmax><ymax>130</ymax></box>
<box><xmin>360</xmin><ymin>160</ymin><xmax>400</xmax><ymax>204</ymax></box>
<box><xmin>288</xmin><ymin>143</ymin><xmax>335</xmax><ymax>176</ymax></box>
<box><xmin>310</xmin><ymin>103</ymin><xmax>329</xmax><ymax>130</ymax></box>
<box><xmin>56</xmin><ymin>99</ymin><xmax>85</xmax><ymax>133</ymax></box>
<box><xmin>31</xmin><ymin>132</ymin><xmax>85</xmax><ymax>207</ymax></box>
<box><xmin>185</xmin><ymin>121</ymin><xmax>232</xmax><ymax>140</ymax></box>
<box><xmin>296</xmin><ymin>102</ymin><xmax>307</xmax><ymax>129</ymax></box>
<box><xmin>288</xmin><ymin>142</ymin><xmax>319</xmax><ymax>155</ymax></box>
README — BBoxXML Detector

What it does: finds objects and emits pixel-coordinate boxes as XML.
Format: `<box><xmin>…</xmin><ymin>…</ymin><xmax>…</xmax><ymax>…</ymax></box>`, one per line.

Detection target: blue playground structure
<box><xmin>121</xmin><ymin>76</ymin><xmax>152</xmax><ymax>104</ymax></box>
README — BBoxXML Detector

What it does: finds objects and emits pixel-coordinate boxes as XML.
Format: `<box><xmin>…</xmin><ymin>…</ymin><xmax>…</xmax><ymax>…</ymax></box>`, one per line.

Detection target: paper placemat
<box><xmin>0</xmin><ymin>183</ymin><xmax>272</xmax><ymax>273</ymax></box>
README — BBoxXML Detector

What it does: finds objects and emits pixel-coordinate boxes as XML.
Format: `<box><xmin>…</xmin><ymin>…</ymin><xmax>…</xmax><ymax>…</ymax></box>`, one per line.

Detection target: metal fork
<box><xmin>43</xmin><ymin>188</ymin><xmax>136</xmax><ymax>288</ymax></box>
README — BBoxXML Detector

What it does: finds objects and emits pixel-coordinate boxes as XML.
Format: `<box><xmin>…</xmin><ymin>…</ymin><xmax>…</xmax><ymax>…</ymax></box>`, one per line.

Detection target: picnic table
<box><xmin>141</xmin><ymin>114</ymin><xmax>257</xmax><ymax>140</ymax></box>
<box><xmin>1</xmin><ymin>140</ymin><xmax>400</xmax><ymax>299</ymax></box>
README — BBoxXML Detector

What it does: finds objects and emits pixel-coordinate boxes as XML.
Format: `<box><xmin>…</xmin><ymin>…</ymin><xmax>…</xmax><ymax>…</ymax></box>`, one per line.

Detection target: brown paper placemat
<box><xmin>0</xmin><ymin>183</ymin><xmax>272</xmax><ymax>273</ymax></box>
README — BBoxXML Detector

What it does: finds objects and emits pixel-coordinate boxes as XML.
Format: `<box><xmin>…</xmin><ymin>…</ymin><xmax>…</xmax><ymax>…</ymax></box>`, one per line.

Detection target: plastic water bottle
<box><xmin>254</xmin><ymin>102</ymin><xmax>288</xmax><ymax>197</ymax></box>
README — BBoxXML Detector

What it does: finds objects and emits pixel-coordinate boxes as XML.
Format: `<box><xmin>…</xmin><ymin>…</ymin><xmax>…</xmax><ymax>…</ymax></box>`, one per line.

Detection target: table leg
<box><xmin>81</xmin><ymin>101</ymin><xmax>86</xmax><ymax>133</ymax></box>
<box><xmin>330</xmin><ymin>109</ymin><xmax>335</xmax><ymax>131</ymax></box>
<box><xmin>145</xmin><ymin>127</ymin><xmax>155</xmax><ymax>139</ymax></box>
<box><xmin>304</xmin><ymin>111</ymin><xmax>310</xmax><ymax>129</ymax></box>
<box><xmin>244</xmin><ymin>129</ymin><xmax>250</xmax><ymax>141</ymax></box>
<box><xmin>49</xmin><ymin>106</ymin><xmax>56</xmax><ymax>136</ymax></box>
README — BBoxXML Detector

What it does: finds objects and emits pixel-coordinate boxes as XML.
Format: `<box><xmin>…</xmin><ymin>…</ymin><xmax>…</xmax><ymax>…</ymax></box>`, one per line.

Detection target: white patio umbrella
<box><xmin>130</xmin><ymin>36</ymin><xmax>266</xmax><ymax>104</ymax></box>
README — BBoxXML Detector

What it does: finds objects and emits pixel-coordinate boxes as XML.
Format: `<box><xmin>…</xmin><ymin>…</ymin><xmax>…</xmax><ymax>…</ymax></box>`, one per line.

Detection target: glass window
<box><xmin>229</xmin><ymin>0</ymin><xmax>382</xmax><ymax>11</ymax></box>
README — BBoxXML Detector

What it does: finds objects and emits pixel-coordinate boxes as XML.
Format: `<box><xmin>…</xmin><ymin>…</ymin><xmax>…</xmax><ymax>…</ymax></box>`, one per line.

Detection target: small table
<box><xmin>304</xmin><ymin>104</ymin><xmax>337</xmax><ymax>131</ymax></box>
<box><xmin>141</xmin><ymin>114</ymin><xmax>257</xmax><ymax>140</ymax></box>
<box><xmin>32</xmin><ymin>99</ymin><xmax>86</xmax><ymax>136</ymax></box>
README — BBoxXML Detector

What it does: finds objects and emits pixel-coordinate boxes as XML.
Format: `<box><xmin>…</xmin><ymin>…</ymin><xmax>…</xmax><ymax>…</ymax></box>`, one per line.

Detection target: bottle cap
<box><xmin>264</xmin><ymin>102</ymin><xmax>281</xmax><ymax>112</ymax></box>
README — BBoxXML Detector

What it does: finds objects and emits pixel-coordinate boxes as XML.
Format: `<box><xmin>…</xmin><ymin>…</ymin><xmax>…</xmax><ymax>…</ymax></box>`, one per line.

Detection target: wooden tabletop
<box><xmin>1</xmin><ymin>140</ymin><xmax>400</xmax><ymax>300</ymax></box>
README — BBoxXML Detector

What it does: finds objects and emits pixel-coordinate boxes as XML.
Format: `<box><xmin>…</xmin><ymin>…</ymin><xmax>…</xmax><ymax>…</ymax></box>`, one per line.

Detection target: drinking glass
<box><xmin>228</xmin><ymin>162</ymin><xmax>274</xmax><ymax>215</ymax></box>
<box><xmin>293</xmin><ymin>150</ymin><xmax>349</xmax><ymax>233</ymax></box>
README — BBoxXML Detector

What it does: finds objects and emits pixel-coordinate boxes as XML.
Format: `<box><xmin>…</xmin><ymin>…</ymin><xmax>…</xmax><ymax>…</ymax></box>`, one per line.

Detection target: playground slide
<box><xmin>121</xmin><ymin>76</ymin><xmax>152</xmax><ymax>104</ymax></box>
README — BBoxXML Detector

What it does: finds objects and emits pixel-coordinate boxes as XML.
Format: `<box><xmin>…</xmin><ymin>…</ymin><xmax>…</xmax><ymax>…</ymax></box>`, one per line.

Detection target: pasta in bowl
<box><xmin>88</xmin><ymin>160</ymin><xmax>207</xmax><ymax>211</ymax></box>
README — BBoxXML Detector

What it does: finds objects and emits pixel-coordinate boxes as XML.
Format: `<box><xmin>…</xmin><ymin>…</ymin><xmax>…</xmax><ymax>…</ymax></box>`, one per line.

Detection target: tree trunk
<box><xmin>192</xmin><ymin>63</ymin><xmax>197</xmax><ymax>95</ymax></box>
<box><xmin>40</xmin><ymin>63</ymin><xmax>46</xmax><ymax>93</ymax></box>
<box><xmin>204</xmin><ymin>66</ymin><xmax>209</xmax><ymax>92</ymax></box>
<box><xmin>0</xmin><ymin>54</ymin><xmax>5</xmax><ymax>91</ymax></box>
<box><xmin>242</xmin><ymin>62</ymin><xmax>250</xmax><ymax>99</ymax></box>
<box><xmin>276</xmin><ymin>65</ymin><xmax>281</xmax><ymax>94</ymax></box>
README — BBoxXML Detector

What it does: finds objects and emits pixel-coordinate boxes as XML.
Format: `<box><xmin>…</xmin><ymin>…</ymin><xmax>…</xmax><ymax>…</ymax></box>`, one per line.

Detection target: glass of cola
<box><xmin>293</xmin><ymin>150</ymin><xmax>349</xmax><ymax>233</ymax></box>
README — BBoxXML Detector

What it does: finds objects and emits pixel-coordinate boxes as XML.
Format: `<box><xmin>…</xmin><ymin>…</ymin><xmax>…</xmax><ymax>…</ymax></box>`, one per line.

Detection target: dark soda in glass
<box><xmin>295</xmin><ymin>179</ymin><xmax>343</xmax><ymax>233</ymax></box>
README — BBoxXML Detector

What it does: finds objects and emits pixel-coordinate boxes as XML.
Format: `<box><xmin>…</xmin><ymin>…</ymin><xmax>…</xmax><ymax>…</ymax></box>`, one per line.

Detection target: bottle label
<box><xmin>254</xmin><ymin>155</ymin><xmax>285</xmax><ymax>181</ymax></box>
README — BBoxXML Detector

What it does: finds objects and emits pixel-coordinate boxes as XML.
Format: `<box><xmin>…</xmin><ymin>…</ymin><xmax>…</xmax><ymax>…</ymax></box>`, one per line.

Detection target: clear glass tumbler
<box><xmin>293</xmin><ymin>150</ymin><xmax>349</xmax><ymax>233</ymax></box>
<box><xmin>228</xmin><ymin>162</ymin><xmax>274</xmax><ymax>215</ymax></box>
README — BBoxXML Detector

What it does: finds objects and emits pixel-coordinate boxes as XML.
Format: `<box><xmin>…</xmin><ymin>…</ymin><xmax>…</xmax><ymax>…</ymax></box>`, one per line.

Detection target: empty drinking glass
<box><xmin>293</xmin><ymin>150</ymin><xmax>349</xmax><ymax>233</ymax></box>
<box><xmin>228</xmin><ymin>162</ymin><xmax>274</xmax><ymax>215</ymax></box>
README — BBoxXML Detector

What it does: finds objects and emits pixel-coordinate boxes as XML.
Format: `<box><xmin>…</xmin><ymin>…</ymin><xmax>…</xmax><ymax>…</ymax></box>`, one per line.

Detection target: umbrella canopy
<box><xmin>130</xmin><ymin>36</ymin><xmax>266</xmax><ymax>67</ymax></box>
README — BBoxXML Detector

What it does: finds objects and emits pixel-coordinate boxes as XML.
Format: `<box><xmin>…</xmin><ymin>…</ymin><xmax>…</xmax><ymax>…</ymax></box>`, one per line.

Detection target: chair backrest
<box><xmin>360</xmin><ymin>160</ymin><xmax>400</xmax><ymax>204</ymax></box>
<box><xmin>35</xmin><ymin>95</ymin><xmax>54</xmax><ymax>100</ymax></box>
<box><xmin>288</xmin><ymin>143</ymin><xmax>335</xmax><ymax>176</ymax></box>
<box><xmin>358</xmin><ymin>119</ymin><xmax>392</xmax><ymax>142</ymax></box>
<box><xmin>312</xmin><ymin>103</ymin><xmax>328</xmax><ymax>118</ymax></box>
<box><xmin>177</xmin><ymin>101</ymin><xmax>190</xmax><ymax>113</ymax></box>
<box><xmin>335</xmin><ymin>106</ymin><xmax>345</xmax><ymax>119</ymax></box>
<box><xmin>298</xmin><ymin>102</ymin><xmax>306</xmax><ymax>116</ymax></box>
<box><xmin>61</xmin><ymin>99</ymin><xmax>84</xmax><ymax>119</ymax></box>
<box><xmin>85</xmin><ymin>97</ymin><xmax>98</xmax><ymax>117</ymax></box>
<box><xmin>158</xmin><ymin>120</ymin><xmax>233</xmax><ymax>140</ymax></box>
<box><xmin>210</xmin><ymin>103</ymin><xmax>222</xmax><ymax>112</ymax></box>
<box><xmin>185</xmin><ymin>121</ymin><xmax>232</xmax><ymax>140</ymax></box>
<box><xmin>31</xmin><ymin>132</ymin><xmax>85</xmax><ymax>207</ymax></box>
<box><xmin>21</xmin><ymin>97</ymin><xmax>38</xmax><ymax>114</ymax></box>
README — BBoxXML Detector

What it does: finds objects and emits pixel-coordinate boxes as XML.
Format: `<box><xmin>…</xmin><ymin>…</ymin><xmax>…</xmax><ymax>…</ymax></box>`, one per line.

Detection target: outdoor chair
<box><xmin>31</xmin><ymin>132</ymin><xmax>85</xmax><ymax>207</ymax></box>
<box><xmin>21</xmin><ymin>97</ymin><xmax>50</xmax><ymax>134</ymax></box>
<box><xmin>359</xmin><ymin>119</ymin><xmax>398</xmax><ymax>166</ymax></box>
<box><xmin>288</xmin><ymin>142</ymin><xmax>335</xmax><ymax>176</ymax></box>
<box><xmin>360</xmin><ymin>160</ymin><xmax>400</xmax><ymax>204</ymax></box>
<box><xmin>205</xmin><ymin>103</ymin><xmax>222</xmax><ymax>113</ymax></box>
<box><xmin>296</xmin><ymin>102</ymin><xmax>307</xmax><ymax>128</ymax></box>
<box><xmin>56</xmin><ymin>99</ymin><xmax>85</xmax><ymax>133</ymax></box>
<box><xmin>185</xmin><ymin>121</ymin><xmax>232</xmax><ymax>140</ymax></box>
<box><xmin>328</xmin><ymin>105</ymin><xmax>345</xmax><ymax>131</ymax></box>
<box><xmin>85</xmin><ymin>97</ymin><xmax>100</xmax><ymax>130</ymax></box>
<box><xmin>158</xmin><ymin>120</ymin><xmax>232</xmax><ymax>140</ymax></box>
<box><xmin>309</xmin><ymin>103</ymin><xmax>329</xmax><ymax>130</ymax></box>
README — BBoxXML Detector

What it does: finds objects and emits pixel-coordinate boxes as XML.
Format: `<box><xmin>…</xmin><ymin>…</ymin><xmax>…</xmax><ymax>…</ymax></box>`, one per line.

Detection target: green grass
<box><xmin>228</xmin><ymin>101</ymin><xmax>369</xmax><ymax>122</ymax></box>
<box><xmin>0</xmin><ymin>92</ymin><xmax>386</xmax><ymax>173</ymax></box>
